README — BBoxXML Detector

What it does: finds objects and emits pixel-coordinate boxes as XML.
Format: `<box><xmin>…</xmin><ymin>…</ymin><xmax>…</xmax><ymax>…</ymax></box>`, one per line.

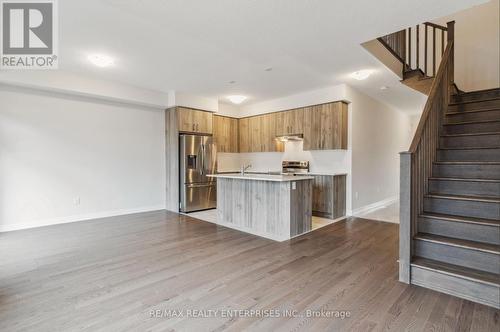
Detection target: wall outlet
<box><xmin>355</xmin><ymin>192</ymin><xmax>359</xmax><ymax>200</ymax></box>
<box><xmin>73</xmin><ymin>197</ymin><xmax>81</xmax><ymax>206</ymax></box>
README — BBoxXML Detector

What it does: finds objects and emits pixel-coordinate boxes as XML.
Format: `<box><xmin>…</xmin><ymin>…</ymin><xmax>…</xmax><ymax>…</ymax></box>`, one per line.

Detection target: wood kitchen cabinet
<box><xmin>213</xmin><ymin>115</ymin><xmax>239</xmax><ymax>153</ymax></box>
<box><xmin>312</xmin><ymin>174</ymin><xmax>346</xmax><ymax>219</ymax></box>
<box><xmin>303</xmin><ymin>102</ymin><xmax>348</xmax><ymax>150</ymax></box>
<box><xmin>177</xmin><ymin>107</ymin><xmax>213</xmax><ymax>134</ymax></box>
<box><xmin>276</xmin><ymin>108</ymin><xmax>304</xmax><ymax>136</ymax></box>
<box><xmin>238</xmin><ymin>117</ymin><xmax>250</xmax><ymax>152</ymax></box>
<box><xmin>240</xmin><ymin>114</ymin><xmax>283</xmax><ymax>152</ymax></box>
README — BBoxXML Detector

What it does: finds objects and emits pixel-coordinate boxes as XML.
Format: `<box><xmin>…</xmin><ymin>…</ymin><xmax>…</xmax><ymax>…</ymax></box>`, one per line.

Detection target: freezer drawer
<box><xmin>180</xmin><ymin>182</ymin><xmax>217</xmax><ymax>212</ymax></box>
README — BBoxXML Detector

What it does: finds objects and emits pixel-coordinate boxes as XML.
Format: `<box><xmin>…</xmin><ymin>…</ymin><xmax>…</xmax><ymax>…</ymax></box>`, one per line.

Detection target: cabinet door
<box><xmin>177</xmin><ymin>107</ymin><xmax>196</xmax><ymax>133</ymax></box>
<box><xmin>177</xmin><ymin>107</ymin><xmax>213</xmax><ymax>134</ymax></box>
<box><xmin>275</xmin><ymin>108</ymin><xmax>304</xmax><ymax>136</ymax></box>
<box><xmin>248</xmin><ymin>116</ymin><xmax>262</xmax><ymax>152</ymax></box>
<box><xmin>193</xmin><ymin>110</ymin><xmax>213</xmax><ymax>134</ymax></box>
<box><xmin>238</xmin><ymin>118</ymin><xmax>250</xmax><ymax>152</ymax></box>
<box><xmin>312</xmin><ymin>175</ymin><xmax>334</xmax><ymax>217</ymax></box>
<box><xmin>228</xmin><ymin>117</ymin><xmax>239</xmax><ymax>152</ymax></box>
<box><xmin>260</xmin><ymin>113</ymin><xmax>283</xmax><ymax>152</ymax></box>
<box><xmin>213</xmin><ymin>115</ymin><xmax>227</xmax><ymax>152</ymax></box>
<box><xmin>303</xmin><ymin>102</ymin><xmax>347</xmax><ymax>150</ymax></box>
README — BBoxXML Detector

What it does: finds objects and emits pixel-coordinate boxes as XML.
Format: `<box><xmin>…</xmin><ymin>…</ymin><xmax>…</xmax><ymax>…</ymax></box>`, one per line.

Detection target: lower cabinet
<box><xmin>312</xmin><ymin>174</ymin><xmax>346</xmax><ymax>219</ymax></box>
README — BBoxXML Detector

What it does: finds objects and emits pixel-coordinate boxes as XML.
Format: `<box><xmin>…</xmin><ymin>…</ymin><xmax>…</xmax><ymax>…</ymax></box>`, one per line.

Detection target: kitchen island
<box><xmin>208</xmin><ymin>174</ymin><xmax>314</xmax><ymax>241</ymax></box>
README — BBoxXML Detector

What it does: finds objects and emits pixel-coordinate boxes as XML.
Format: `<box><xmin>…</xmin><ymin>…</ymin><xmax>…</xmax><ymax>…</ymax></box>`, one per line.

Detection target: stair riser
<box><xmin>440</xmin><ymin>134</ymin><xmax>500</xmax><ymax>148</ymax></box>
<box><xmin>411</xmin><ymin>266</ymin><xmax>500</xmax><ymax>309</ymax></box>
<box><xmin>414</xmin><ymin>240</ymin><xmax>500</xmax><ymax>274</ymax></box>
<box><xmin>448</xmin><ymin>99</ymin><xmax>500</xmax><ymax>112</ymax></box>
<box><xmin>424</xmin><ymin>197</ymin><xmax>500</xmax><ymax>220</ymax></box>
<box><xmin>433</xmin><ymin>164</ymin><xmax>500</xmax><ymax>180</ymax></box>
<box><xmin>429</xmin><ymin>179</ymin><xmax>500</xmax><ymax>197</ymax></box>
<box><xmin>419</xmin><ymin>217</ymin><xmax>500</xmax><ymax>245</ymax></box>
<box><xmin>445</xmin><ymin>110</ymin><xmax>500</xmax><ymax>124</ymax></box>
<box><xmin>452</xmin><ymin>90</ymin><xmax>500</xmax><ymax>103</ymax></box>
<box><xmin>443</xmin><ymin>121</ymin><xmax>500</xmax><ymax>135</ymax></box>
<box><xmin>437</xmin><ymin>148</ymin><xmax>500</xmax><ymax>161</ymax></box>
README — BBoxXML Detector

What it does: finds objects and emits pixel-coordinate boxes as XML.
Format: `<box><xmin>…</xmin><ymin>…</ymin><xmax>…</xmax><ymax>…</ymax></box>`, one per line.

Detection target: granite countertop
<box><xmin>217</xmin><ymin>171</ymin><xmax>348</xmax><ymax>177</ymax></box>
<box><xmin>208</xmin><ymin>173</ymin><xmax>314</xmax><ymax>182</ymax></box>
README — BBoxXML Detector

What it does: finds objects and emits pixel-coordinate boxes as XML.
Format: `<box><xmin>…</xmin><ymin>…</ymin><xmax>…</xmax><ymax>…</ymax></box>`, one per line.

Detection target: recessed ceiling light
<box><xmin>227</xmin><ymin>95</ymin><xmax>247</xmax><ymax>104</ymax></box>
<box><xmin>349</xmin><ymin>70</ymin><xmax>372</xmax><ymax>80</ymax></box>
<box><xmin>88</xmin><ymin>54</ymin><xmax>114</xmax><ymax>67</ymax></box>
<box><xmin>380</xmin><ymin>85</ymin><xmax>389</xmax><ymax>90</ymax></box>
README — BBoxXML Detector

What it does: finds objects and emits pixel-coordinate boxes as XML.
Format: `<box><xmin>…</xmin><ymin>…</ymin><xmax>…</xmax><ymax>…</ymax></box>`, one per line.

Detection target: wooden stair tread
<box><xmin>419</xmin><ymin>212</ymin><xmax>500</xmax><ymax>227</ymax></box>
<box><xmin>437</xmin><ymin>146</ymin><xmax>500</xmax><ymax>150</ymax></box>
<box><xmin>449</xmin><ymin>97</ymin><xmax>500</xmax><ymax>106</ymax></box>
<box><xmin>429</xmin><ymin>177</ymin><xmax>500</xmax><ymax>183</ymax></box>
<box><xmin>441</xmin><ymin>132</ymin><xmax>500</xmax><ymax>137</ymax></box>
<box><xmin>443</xmin><ymin>119</ymin><xmax>500</xmax><ymax>126</ymax></box>
<box><xmin>414</xmin><ymin>233</ymin><xmax>500</xmax><ymax>255</ymax></box>
<box><xmin>446</xmin><ymin>108</ymin><xmax>500</xmax><ymax>116</ymax></box>
<box><xmin>411</xmin><ymin>257</ymin><xmax>500</xmax><ymax>286</ymax></box>
<box><xmin>434</xmin><ymin>161</ymin><xmax>500</xmax><ymax>165</ymax></box>
<box><xmin>424</xmin><ymin>193</ymin><xmax>500</xmax><ymax>203</ymax></box>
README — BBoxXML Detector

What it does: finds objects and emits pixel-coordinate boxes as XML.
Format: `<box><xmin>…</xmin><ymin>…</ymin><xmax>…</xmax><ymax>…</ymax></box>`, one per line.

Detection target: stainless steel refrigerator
<box><xmin>179</xmin><ymin>134</ymin><xmax>217</xmax><ymax>212</ymax></box>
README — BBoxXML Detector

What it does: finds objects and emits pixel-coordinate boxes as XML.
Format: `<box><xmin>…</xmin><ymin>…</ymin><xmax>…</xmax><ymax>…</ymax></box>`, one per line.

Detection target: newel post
<box><xmin>399</xmin><ymin>152</ymin><xmax>412</xmax><ymax>283</ymax></box>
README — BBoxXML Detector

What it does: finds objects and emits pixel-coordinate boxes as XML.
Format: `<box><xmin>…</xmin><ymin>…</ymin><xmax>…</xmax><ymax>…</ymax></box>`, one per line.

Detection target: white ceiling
<box><xmin>50</xmin><ymin>0</ymin><xmax>487</xmax><ymax>112</ymax></box>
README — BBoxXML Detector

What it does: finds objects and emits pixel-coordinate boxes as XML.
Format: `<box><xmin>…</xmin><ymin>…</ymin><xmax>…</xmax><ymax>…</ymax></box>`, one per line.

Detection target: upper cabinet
<box><xmin>239</xmin><ymin>114</ymin><xmax>283</xmax><ymax>152</ymax></box>
<box><xmin>213</xmin><ymin>115</ymin><xmax>239</xmax><ymax>153</ymax></box>
<box><xmin>303</xmin><ymin>102</ymin><xmax>348</xmax><ymax>150</ymax></box>
<box><xmin>177</xmin><ymin>107</ymin><xmax>213</xmax><ymax>134</ymax></box>
<box><xmin>238</xmin><ymin>118</ymin><xmax>250</xmax><ymax>153</ymax></box>
<box><xmin>276</xmin><ymin>108</ymin><xmax>304</xmax><ymax>136</ymax></box>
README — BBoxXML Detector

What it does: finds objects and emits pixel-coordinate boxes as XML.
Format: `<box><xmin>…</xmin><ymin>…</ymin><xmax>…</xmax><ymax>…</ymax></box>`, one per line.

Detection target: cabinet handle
<box><xmin>192</xmin><ymin>124</ymin><xmax>195</xmax><ymax>131</ymax></box>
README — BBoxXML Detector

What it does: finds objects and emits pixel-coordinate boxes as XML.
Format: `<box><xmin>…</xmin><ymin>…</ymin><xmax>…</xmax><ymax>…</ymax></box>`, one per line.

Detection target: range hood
<box><xmin>275</xmin><ymin>134</ymin><xmax>303</xmax><ymax>142</ymax></box>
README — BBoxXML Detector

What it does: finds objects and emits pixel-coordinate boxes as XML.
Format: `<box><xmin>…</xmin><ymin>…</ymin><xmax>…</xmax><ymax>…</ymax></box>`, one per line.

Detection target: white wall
<box><xmin>435</xmin><ymin>0</ymin><xmax>500</xmax><ymax>91</ymax></box>
<box><xmin>0</xmin><ymin>86</ymin><xmax>166</xmax><ymax>232</ymax></box>
<box><xmin>345</xmin><ymin>86</ymin><xmax>412</xmax><ymax>214</ymax></box>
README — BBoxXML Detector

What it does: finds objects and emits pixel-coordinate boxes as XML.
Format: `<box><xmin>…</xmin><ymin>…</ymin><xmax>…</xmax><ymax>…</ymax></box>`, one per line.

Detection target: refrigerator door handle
<box><xmin>200</xmin><ymin>144</ymin><xmax>205</xmax><ymax>175</ymax></box>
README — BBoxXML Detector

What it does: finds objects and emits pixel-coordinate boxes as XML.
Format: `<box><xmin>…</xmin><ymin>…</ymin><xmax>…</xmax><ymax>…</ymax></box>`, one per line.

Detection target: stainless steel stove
<box><xmin>282</xmin><ymin>161</ymin><xmax>310</xmax><ymax>175</ymax></box>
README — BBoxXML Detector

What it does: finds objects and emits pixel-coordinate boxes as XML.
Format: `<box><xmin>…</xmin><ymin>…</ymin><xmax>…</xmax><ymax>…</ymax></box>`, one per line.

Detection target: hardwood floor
<box><xmin>0</xmin><ymin>211</ymin><xmax>498</xmax><ymax>331</ymax></box>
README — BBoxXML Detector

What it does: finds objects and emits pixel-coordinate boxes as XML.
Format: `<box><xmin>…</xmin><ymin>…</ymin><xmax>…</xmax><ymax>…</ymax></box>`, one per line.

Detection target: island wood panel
<box><xmin>312</xmin><ymin>174</ymin><xmax>347</xmax><ymax>219</ymax></box>
<box><xmin>289</xmin><ymin>179</ymin><xmax>313</xmax><ymax>236</ymax></box>
<box><xmin>303</xmin><ymin>101</ymin><xmax>348</xmax><ymax>150</ymax></box>
<box><xmin>213</xmin><ymin>115</ymin><xmax>239</xmax><ymax>153</ymax></box>
<box><xmin>216</xmin><ymin>178</ymin><xmax>313</xmax><ymax>240</ymax></box>
<box><xmin>238</xmin><ymin>117</ymin><xmax>250</xmax><ymax>152</ymax></box>
<box><xmin>177</xmin><ymin>107</ymin><xmax>213</xmax><ymax>134</ymax></box>
<box><xmin>165</xmin><ymin>107</ymin><xmax>179</xmax><ymax>212</ymax></box>
<box><xmin>332</xmin><ymin>174</ymin><xmax>347</xmax><ymax>218</ymax></box>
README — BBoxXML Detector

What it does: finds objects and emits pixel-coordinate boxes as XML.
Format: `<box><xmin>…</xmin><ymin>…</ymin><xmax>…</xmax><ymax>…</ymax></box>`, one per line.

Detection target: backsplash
<box><xmin>217</xmin><ymin>141</ymin><xmax>350</xmax><ymax>175</ymax></box>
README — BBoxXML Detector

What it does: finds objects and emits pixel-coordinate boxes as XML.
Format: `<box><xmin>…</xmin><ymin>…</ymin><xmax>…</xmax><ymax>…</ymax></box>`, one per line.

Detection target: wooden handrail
<box><xmin>423</xmin><ymin>21</ymin><xmax>448</xmax><ymax>31</ymax></box>
<box><xmin>408</xmin><ymin>40</ymin><xmax>454</xmax><ymax>152</ymax></box>
<box><xmin>379</xmin><ymin>21</ymin><xmax>453</xmax><ymax>78</ymax></box>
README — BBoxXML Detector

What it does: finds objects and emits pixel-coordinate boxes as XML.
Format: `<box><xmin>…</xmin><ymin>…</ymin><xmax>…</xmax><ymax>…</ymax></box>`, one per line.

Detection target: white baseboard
<box><xmin>0</xmin><ymin>205</ymin><xmax>166</xmax><ymax>233</ymax></box>
<box><xmin>351</xmin><ymin>196</ymin><xmax>398</xmax><ymax>221</ymax></box>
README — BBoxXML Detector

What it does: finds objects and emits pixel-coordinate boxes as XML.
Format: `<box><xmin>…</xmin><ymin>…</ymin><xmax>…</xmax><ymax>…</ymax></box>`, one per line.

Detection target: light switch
<box><xmin>292</xmin><ymin>182</ymin><xmax>296</xmax><ymax>190</ymax></box>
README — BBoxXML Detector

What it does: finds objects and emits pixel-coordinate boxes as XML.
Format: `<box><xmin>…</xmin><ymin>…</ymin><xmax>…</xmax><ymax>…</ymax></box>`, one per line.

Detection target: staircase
<box><xmin>372</xmin><ymin>22</ymin><xmax>458</xmax><ymax>96</ymax></box>
<box><xmin>371</xmin><ymin>20</ymin><xmax>500</xmax><ymax>308</ymax></box>
<box><xmin>411</xmin><ymin>89</ymin><xmax>500</xmax><ymax>308</ymax></box>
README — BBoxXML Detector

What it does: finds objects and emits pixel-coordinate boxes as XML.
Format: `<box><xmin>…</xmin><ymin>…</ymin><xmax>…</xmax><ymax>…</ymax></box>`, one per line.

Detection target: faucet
<box><xmin>240</xmin><ymin>164</ymin><xmax>252</xmax><ymax>175</ymax></box>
